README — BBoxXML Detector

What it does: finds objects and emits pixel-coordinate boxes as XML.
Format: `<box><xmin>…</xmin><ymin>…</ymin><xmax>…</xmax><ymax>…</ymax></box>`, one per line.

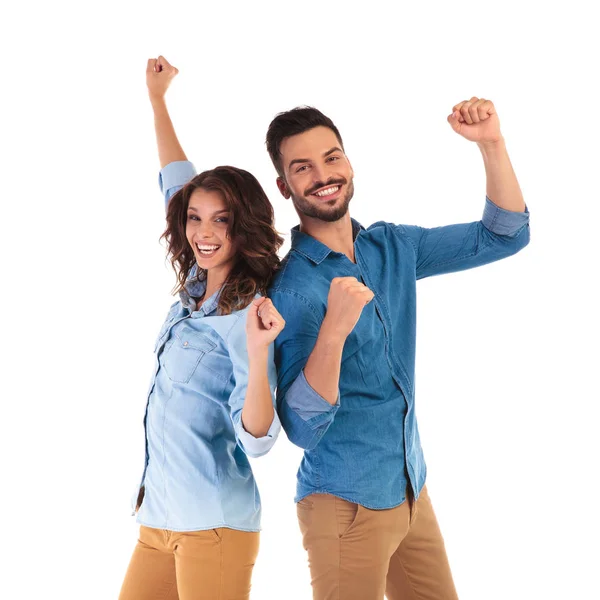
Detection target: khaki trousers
<box><xmin>297</xmin><ymin>486</ymin><xmax>458</xmax><ymax>600</ymax></box>
<box><xmin>119</xmin><ymin>525</ymin><xmax>260</xmax><ymax>600</ymax></box>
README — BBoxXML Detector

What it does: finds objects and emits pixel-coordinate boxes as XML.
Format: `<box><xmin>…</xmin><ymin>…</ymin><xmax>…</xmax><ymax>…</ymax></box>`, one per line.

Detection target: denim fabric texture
<box><xmin>270</xmin><ymin>199</ymin><xmax>530</xmax><ymax>508</ymax></box>
<box><xmin>132</xmin><ymin>161</ymin><xmax>281</xmax><ymax>532</ymax></box>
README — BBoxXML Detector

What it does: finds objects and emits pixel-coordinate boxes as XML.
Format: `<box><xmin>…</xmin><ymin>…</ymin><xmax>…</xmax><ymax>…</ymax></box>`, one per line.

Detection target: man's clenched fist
<box><xmin>323</xmin><ymin>277</ymin><xmax>374</xmax><ymax>340</ymax></box>
<box><xmin>447</xmin><ymin>97</ymin><xmax>502</xmax><ymax>144</ymax></box>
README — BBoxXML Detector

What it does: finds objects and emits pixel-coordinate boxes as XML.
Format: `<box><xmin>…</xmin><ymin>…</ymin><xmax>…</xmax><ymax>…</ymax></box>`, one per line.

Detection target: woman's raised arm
<box><xmin>146</xmin><ymin>56</ymin><xmax>187</xmax><ymax>168</ymax></box>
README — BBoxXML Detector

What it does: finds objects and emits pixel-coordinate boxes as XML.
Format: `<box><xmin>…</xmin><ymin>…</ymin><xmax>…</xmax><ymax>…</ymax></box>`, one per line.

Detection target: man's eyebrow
<box><xmin>289</xmin><ymin>157</ymin><xmax>310</xmax><ymax>169</ymax></box>
<box><xmin>288</xmin><ymin>147</ymin><xmax>343</xmax><ymax>169</ymax></box>
<box><xmin>324</xmin><ymin>147</ymin><xmax>343</xmax><ymax>157</ymax></box>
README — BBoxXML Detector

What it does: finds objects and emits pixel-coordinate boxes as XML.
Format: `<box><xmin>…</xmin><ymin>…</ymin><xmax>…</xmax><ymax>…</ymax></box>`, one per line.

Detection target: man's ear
<box><xmin>277</xmin><ymin>177</ymin><xmax>291</xmax><ymax>199</ymax></box>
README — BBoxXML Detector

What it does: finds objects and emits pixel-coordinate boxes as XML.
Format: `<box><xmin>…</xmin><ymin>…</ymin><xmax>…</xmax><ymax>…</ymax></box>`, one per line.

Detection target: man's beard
<box><xmin>290</xmin><ymin>179</ymin><xmax>355</xmax><ymax>223</ymax></box>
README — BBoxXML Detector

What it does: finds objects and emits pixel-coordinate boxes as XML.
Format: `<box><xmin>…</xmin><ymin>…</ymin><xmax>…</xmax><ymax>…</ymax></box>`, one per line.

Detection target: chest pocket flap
<box><xmin>163</xmin><ymin>325</ymin><xmax>217</xmax><ymax>384</ymax></box>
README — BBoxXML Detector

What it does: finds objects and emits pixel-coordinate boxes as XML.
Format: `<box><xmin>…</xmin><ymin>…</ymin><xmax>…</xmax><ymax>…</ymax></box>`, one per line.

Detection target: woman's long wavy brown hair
<box><xmin>161</xmin><ymin>166</ymin><xmax>283</xmax><ymax>315</ymax></box>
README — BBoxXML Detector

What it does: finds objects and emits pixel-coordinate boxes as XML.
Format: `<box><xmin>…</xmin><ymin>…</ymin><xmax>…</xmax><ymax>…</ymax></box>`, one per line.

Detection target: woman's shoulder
<box><xmin>222</xmin><ymin>292</ymin><xmax>264</xmax><ymax>344</ymax></box>
<box><xmin>228</xmin><ymin>293</ymin><xmax>262</xmax><ymax>318</ymax></box>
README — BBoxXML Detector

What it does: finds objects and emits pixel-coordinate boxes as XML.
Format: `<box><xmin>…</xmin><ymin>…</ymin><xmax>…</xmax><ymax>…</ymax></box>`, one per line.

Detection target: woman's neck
<box><xmin>202</xmin><ymin>266</ymin><xmax>231</xmax><ymax>304</ymax></box>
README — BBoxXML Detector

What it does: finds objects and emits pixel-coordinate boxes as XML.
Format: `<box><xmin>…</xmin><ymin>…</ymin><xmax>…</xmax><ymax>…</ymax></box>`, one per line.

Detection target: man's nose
<box><xmin>312</xmin><ymin>164</ymin><xmax>328</xmax><ymax>186</ymax></box>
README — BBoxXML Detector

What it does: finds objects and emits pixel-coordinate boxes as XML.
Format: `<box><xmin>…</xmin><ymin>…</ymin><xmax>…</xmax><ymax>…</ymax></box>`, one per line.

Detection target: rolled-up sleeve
<box><xmin>395</xmin><ymin>197</ymin><xmax>530</xmax><ymax>280</ymax></box>
<box><xmin>226</xmin><ymin>310</ymin><xmax>281</xmax><ymax>458</ymax></box>
<box><xmin>482</xmin><ymin>197</ymin><xmax>530</xmax><ymax>237</ymax></box>
<box><xmin>286</xmin><ymin>370</ymin><xmax>339</xmax><ymax>425</ymax></box>
<box><xmin>271</xmin><ymin>290</ymin><xmax>339</xmax><ymax>450</ymax></box>
<box><xmin>158</xmin><ymin>161</ymin><xmax>197</xmax><ymax>210</ymax></box>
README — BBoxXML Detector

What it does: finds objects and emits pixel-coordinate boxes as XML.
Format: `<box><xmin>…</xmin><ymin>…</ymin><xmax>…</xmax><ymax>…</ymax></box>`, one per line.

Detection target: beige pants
<box><xmin>119</xmin><ymin>525</ymin><xmax>260</xmax><ymax>600</ymax></box>
<box><xmin>297</xmin><ymin>486</ymin><xmax>458</xmax><ymax>600</ymax></box>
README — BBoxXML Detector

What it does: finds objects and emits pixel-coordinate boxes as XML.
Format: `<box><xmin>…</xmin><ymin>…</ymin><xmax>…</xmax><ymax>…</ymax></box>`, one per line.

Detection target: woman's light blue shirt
<box><xmin>132</xmin><ymin>161</ymin><xmax>281</xmax><ymax>532</ymax></box>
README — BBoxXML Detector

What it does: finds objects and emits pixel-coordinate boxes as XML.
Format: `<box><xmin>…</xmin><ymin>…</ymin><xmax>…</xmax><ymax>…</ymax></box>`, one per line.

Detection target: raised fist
<box><xmin>246</xmin><ymin>297</ymin><xmax>286</xmax><ymax>353</ymax></box>
<box><xmin>146</xmin><ymin>55</ymin><xmax>179</xmax><ymax>101</ymax></box>
<box><xmin>323</xmin><ymin>277</ymin><xmax>374</xmax><ymax>339</ymax></box>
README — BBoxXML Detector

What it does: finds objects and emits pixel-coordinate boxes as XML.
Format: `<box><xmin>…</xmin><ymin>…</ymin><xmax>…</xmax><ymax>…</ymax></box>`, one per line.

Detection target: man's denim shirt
<box><xmin>133</xmin><ymin>161</ymin><xmax>281</xmax><ymax>532</ymax></box>
<box><xmin>269</xmin><ymin>200</ymin><xmax>529</xmax><ymax>509</ymax></box>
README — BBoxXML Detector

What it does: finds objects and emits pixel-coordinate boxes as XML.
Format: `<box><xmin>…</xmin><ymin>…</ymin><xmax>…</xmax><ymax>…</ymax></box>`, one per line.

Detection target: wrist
<box><xmin>149</xmin><ymin>94</ymin><xmax>167</xmax><ymax>108</ymax></box>
<box><xmin>319</xmin><ymin>317</ymin><xmax>348</xmax><ymax>348</ymax></box>
<box><xmin>247</xmin><ymin>345</ymin><xmax>269</xmax><ymax>365</ymax></box>
<box><xmin>477</xmin><ymin>137</ymin><xmax>506</xmax><ymax>154</ymax></box>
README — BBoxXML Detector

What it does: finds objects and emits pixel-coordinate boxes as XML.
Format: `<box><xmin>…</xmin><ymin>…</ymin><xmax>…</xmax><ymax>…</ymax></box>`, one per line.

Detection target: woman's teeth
<box><xmin>197</xmin><ymin>244</ymin><xmax>220</xmax><ymax>256</ymax></box>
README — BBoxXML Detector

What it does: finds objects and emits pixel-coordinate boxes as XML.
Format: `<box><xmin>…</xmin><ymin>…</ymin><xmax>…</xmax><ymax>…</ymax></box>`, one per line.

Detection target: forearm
<box><xmin>478</xmin><ymin>138</ymin><xmax>526</xmax><ymax>213</ymax></box>
<box><xmin>241</xmin><ymin>349</ymin><xmax>275</xmax><ymax>437</ymax></box>
<box><xmin>303</xmin><ymin>319</ymin><xmax>346</xmax><ymax>406</ymax></box>
<box><xmin>150</xmin><ymin>96</ymin><xmax>187</xmax><ymax>169</ymax></box>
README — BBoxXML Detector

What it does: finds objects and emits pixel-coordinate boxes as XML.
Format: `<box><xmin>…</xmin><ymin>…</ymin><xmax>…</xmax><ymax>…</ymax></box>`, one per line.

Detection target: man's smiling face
<box><xmin>277</xmin><ymin>126</ymin><xmax>354</xmax><ymax>222</ymax></box>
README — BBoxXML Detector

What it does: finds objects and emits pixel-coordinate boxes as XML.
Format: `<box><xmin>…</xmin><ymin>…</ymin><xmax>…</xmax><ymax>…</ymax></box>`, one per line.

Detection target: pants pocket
<box><xmin>335</xmin><ymin>497</ymin><xmax>361</xmax><ymax>539</ymax></box>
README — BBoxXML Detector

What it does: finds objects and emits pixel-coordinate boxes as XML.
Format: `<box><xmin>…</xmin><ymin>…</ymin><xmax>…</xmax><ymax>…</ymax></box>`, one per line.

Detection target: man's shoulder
<box><xmin>269</xmin><ymin>250</ymin><xmax>313</xmax><ymax>293</ymax></box>
<box><xmin>362</xmin><ymin>220</ymin><xmax>417</xmax><ymax>245</ymax></box>
<box><xmin>268</xmin><ymin>251</ymin><xmax>326</xmax><ymax>313</ymax></box>
<box><xmin>365</xmin><ymin>219</ymin><xmax>409</xmax><ymax>234</ymax></box>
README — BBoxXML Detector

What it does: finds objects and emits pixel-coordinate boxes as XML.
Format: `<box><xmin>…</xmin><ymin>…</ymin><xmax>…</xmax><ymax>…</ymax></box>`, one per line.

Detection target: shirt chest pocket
<box><xmin>162</xmin><ymin>325</ymin><xmax>217</xmax><ymax>384</ymax></box>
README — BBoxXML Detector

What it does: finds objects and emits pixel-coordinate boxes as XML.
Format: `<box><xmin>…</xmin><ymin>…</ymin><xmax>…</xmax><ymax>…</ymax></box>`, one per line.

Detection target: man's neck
<box><xmin>299</xmin><ymin>212</ymin><xmax>356</xmax><ymax>263</ymax></box>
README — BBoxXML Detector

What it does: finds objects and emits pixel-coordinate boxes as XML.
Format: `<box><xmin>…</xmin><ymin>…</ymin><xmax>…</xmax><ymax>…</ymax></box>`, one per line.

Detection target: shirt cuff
<box><xmin>286</xmin><ymin>370</ymin><xmax>340</xmax><ymax>423</ymax></box>
<box><xmin>482</xmin><ymin>196</ymin><xmax>530</xmax><ymax>236</ymax></box>
<box><xmin>237</xmin><ymin>410</ymin><xmax>281</xmax><ymax>457</ymax></box>
<box><xmin>158</xmin><ymin>161</ymin><xmax>197</xmax><ymax>195</ymax></box>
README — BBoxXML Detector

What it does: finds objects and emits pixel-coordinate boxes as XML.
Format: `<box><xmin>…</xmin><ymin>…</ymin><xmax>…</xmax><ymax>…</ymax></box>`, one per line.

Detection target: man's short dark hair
<box><xmin>266</xmin><ymin>106</ymin><xmax>344</xmax><ymax>177</ymax></box>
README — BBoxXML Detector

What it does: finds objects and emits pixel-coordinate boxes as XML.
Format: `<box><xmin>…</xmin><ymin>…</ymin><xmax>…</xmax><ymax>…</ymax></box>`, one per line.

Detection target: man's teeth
<box><xmin>315</xmin><ymin>186</ymin><xmax>340</xmax><ymax>197</ymax></box>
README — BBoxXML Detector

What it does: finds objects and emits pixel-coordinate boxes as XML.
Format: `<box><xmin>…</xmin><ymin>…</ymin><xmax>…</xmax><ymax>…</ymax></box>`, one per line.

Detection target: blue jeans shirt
<box><xmin>133</xmin><ymin>161</ymin><xmax>281</xmax><ymax>532</ymax></box>
<box><xmin>269</xmin><ymin>201</ymin><xmax>530</xmax><ymax>509</ymax></box>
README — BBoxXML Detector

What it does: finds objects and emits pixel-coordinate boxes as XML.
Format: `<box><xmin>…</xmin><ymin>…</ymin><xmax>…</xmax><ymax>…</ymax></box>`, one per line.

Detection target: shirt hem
<box><xmin>294</xmin><ymin>482</ymin><xmax>425</xmax><ymax>510</ymax></box>
<box><xmin>135</xmin><ymin>517</ymin><xmax>261</xmax><ymax>533</ymax></box>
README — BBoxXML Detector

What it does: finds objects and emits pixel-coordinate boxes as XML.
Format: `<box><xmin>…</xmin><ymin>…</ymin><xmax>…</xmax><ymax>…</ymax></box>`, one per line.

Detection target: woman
<box><xmin>119</xmin><ymin>56</ymin><xmax>285</xmax><ymax>600</ymax></box>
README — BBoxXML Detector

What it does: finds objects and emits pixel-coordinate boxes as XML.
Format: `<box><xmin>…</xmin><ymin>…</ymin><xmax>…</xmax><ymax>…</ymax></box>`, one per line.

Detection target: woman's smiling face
<box><xmin>185</xmin><ymin>188</ymin><xmax>236</xmax><ymax>276</ymax></box>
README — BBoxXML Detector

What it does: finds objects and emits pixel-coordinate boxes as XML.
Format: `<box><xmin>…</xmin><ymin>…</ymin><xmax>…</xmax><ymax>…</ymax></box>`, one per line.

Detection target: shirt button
<box><xmin>183</xmin><ymin>341</ymin><xmax>188</xmax><ymax>346</ymax></box>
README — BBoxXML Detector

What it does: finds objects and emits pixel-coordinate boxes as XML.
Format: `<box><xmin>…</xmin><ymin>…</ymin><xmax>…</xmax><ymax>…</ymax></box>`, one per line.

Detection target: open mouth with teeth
<box><xmin>311</xmin><ymin>185</ymin><xmax>342</xmax><ymax>201</ymax></box>
<box><xmin>196</xmin><ymin>243</ymin><xmax>221</xmax><ymax>258</ymax></box>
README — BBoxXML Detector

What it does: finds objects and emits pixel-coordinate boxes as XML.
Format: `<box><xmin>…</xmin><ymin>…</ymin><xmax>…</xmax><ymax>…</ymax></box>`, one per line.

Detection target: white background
<box><xmin>2</xmin><ymin>1</ymin><xmax>599</xmax><ymax>599</ymax></box>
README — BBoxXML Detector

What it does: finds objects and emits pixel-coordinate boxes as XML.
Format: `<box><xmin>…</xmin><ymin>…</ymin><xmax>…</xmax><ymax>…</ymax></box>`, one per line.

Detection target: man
<box><xmin>267</xmin><ymin>99</ymin><xmax>529</xmax><ymax>599</ymax></box>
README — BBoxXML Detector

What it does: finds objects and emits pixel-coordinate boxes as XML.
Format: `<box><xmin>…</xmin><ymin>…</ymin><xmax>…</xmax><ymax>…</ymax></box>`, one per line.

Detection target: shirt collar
<box><xmin>178</xmin><ymin>265</ymin><xmax>220</xmax><ymax>316</ymax></box>
<box><xmin>290</xmin><ymin>218</ymin><xmax>365</xmax><ymax>265</ymax></box>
